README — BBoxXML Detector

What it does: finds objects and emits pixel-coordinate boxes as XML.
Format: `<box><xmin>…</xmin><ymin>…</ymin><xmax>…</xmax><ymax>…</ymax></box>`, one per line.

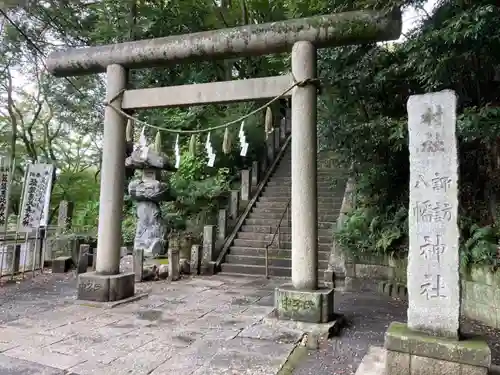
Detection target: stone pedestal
<box><xmin>77</xmin><ymin>271</ymin><xmax>135</xmax><ymax>302</ymax></box>
<box><xmin>384</xmin><ymin>322</ymin><xmax>490</xmax><ymax>375</ymax></box>
<box><xmin>52</xmin><ymin>256</ymin><xmax>72</xmax><ymax>273</ymax></box>
<box><xmin>275</xmin><ymin>284</ymin><xmax>334</xmax><ymax>324</ymax></box>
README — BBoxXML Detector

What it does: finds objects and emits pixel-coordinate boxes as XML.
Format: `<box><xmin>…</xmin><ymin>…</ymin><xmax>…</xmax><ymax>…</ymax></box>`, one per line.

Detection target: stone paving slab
<box><xmin>0</xmin><ymin>354</ymin><xmax>64</xmax><ymax>375</ymax></box>
<box><xmin>0</xmin><ymin>274</ymin><xmax>302</xmax><ymax>375</ymax></box>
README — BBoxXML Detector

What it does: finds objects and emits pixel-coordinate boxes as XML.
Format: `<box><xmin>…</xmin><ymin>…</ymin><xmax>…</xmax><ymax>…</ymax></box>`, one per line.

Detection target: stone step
<box><xmin>270</xmin><ymin>172</ymin><xmax>346</xmax><ymax>178</ymax></box>
<box><xmin>220</xmin><ymin>263</ymin><xmax>327</xmax><ymax>277</ymax></box>
<box><xmin>248</xmin><ymin>211</ymin><xmax>338</xmax><ymax>222</ymax></box>
<box><xmin>220</xmin><ymin>263</ymin><xmax>292</xmax><ymax>277</ymax></box>
<box><xmin>236</xmin><ymin>231</ymin><xmax>332</xmax><ymax>243</ymax></box>
<box><xmin>233</xmin><ymin>239</ymin><xmax>331</xmax><ymax>251</ymax></box>
<box><xmin>240</xmin><ymin>225</ymin><xmax>332</xmax><ymax>236</ymax></box>
<box><xmin>252</xmin><ymin>203</ymin><xmax>341</xmax><ymax>214</ymax></box>
<box><xmin>269</xmin><ymin>172</ymin><xmax>346</xmax><ymax>178</ymax></box>
<box><xmin>255</xmin><ymin>200</ymin><xmax>343</xmax><ymax>210</ymax></box>
<box><xmin>258</xmin><ymin>194</ymin><xmax>343</xmax><ymax>202</ymax></box>
<box><xmin>244</xmin><ymin>218</ymin><xmax>336</xmax><ymax>228</ymax></box>
<box><xmin>267</xmin><ymin>179</ymin><xmax>337</xmax><ymax>186</ymax></box>
<box><xmin>263</xmin><ymin>187</ymin><xmax>345</xmax><ymax>195</ymax></box>
<box><xmin>225</xmin><ymin>254</ymin><xmax>329</xmax><ymax>269</ymax></box>
<box><xmin>228</xmin><ymin>246</ymin><xmax>331</xmax><ymax>261</ymax></box>
<box><xmin>257</xmin><ymin>196</ymin><xmax>343</xmax><ymax>204</ymax></box>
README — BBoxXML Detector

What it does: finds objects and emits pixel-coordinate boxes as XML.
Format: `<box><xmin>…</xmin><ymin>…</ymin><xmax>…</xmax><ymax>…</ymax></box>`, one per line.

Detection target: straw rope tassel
<box><xmin>265</xmin><ymin>107</ymin><xmax>273</xmax><ymax>140</ymax></box>
<box><xmin>189</xmin><ymin>134</ymin><xmax>196</xmax><ymax>155</ymax></box>
<box><xmin>222</xmin><ymin>127</ymin><xmax>232</xmax><ymax>155</ymax></box>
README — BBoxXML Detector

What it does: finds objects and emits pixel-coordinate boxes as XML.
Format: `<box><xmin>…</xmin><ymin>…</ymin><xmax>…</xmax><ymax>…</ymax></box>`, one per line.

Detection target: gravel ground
<box><xmin>292</xmin><ymin>290</ymin><xmax>500</xmax><ymax>375</ymax></box>
<box><xmin>0</xmin><ymin>270</ymin><xmax>76</xmax><ymax>324</ymax></box>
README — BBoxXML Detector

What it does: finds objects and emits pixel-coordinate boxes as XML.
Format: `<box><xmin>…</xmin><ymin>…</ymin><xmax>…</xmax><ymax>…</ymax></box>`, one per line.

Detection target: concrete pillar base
<box><xmin>384</xmin><ymin>322</ymin><xmax>490</xmax><ymax>375</ymax></box>
<box><xmin>274</xmin><ymin>284</ymin><xmax>334</xmax><ymax>323</ymax></box>
<box><xmin>77</xmin><ymin>271</ymin><xmax>135</xmax><ymax>302</ymax></box>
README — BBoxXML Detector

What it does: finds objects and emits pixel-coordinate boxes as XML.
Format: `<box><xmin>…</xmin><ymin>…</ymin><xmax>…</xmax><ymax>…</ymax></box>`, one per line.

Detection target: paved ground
<box><xmin>0</xmin><ymin>272</ymin><xmax>306</xmax><ymax>375</ymax></box>
<box><xmin>1</xmin><ymin>273</ymin><xmax>500</xmax><ymax>375</ymax></box>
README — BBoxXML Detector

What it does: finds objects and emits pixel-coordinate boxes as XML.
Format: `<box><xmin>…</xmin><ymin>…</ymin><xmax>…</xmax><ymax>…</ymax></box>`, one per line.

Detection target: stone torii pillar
<box><xmin>46</xmin><ymin>9</ymin><xmax>401</xmax><ymax>306</ymax></box>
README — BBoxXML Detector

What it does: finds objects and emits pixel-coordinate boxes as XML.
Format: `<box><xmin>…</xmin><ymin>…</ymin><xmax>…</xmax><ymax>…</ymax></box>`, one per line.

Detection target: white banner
<box><xmin>18</xmin><ymin>163</ymin><xmax>54</xmax><ymax>233</ymax></box>
<box><xmin>0</xmin><ymin>157</ymin><xmax>11</xmax><ymax>228</ymax></box>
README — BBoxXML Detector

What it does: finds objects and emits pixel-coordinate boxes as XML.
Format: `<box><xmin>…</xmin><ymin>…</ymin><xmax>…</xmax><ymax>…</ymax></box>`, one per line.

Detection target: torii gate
<box><xmin>47</xmin><ymin>9</ymin><xmax>401</xmax><ymax>322</ymax></box>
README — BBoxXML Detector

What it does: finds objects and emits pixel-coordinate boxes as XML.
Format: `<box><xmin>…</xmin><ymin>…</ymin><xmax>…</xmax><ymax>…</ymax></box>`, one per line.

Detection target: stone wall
<box><xmin>461</xmin><ymin>267</ymin><xmax>500</xmax><ymax>329</ymax></box>
<box><xmin>344</xmin><ymin>254</ymin><xmax>407</xmax><ymax>291</ymax></box>
<box><xmin>345</xmin><ymin>253</ymin><xmax>500</xmax><ymax>329</ymax></box>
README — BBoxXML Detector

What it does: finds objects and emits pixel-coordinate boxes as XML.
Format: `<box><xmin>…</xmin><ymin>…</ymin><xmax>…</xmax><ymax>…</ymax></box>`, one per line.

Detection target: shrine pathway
<box><xmin>0</xmin><ymin>271</ymin><xmax>499</xmax><ymax>375</ymax></box>
<box><xmin>0</xmin><ymin>272</ymin><xmax>305</xmax><ymax>375</ymax></box>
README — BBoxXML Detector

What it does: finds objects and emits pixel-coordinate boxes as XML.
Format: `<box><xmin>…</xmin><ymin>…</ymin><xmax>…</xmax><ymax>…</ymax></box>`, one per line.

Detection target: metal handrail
<box><xmin>264</xmin><ymin>197</ymin><xmax>291</xmax><ymax>278</ymax></box>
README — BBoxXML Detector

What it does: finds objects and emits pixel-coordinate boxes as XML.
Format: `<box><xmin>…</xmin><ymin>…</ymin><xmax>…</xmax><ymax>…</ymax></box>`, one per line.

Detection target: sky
<box><xmin>400</xmin><ymin>0</ymin><xmax>438</xmax><ymax>41</ymax></box>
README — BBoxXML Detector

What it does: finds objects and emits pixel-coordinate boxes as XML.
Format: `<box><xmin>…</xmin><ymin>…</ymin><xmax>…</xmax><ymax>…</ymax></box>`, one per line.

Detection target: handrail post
<box><xmin>278</xmin><ymin>225</ymin><xmax>281</xmax><ymax>248</ymax></box>
<box><xmin>265</xmin><ymin>244</ymin><xmax>269</xmax><ymax>279</ymax></box>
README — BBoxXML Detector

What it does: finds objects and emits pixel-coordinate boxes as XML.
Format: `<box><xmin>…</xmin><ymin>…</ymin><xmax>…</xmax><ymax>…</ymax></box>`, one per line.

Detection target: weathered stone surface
<box><xmin>109</xmin><ymin>272</ymin><xmax>135</xmax><ymax>301</ymax></box>
<box><xmin>133</xmin><ymin>249</ymin><xmax>143</xmax><ymax>282</ymax></box>
<box><xmin>77</xmin><ymin>245</ymin><xmax>89</xmax><ymax>274</ymax></box>
<box><xmin>180</xmin><ymin>258</ymin><xmax>190</xmax><ymax>274</ymax></box>
<box><xmin>275</xmin><ymin>284</ymin><xmax>334</xmax><ymax>323</ymax></box>
<box><xmin>56</xmin><ymin>200</ymin><xmax>74</xmax><ymax>234</ymax></box>
<box><xmin>202</xmin><ymin>226</ymin><xmax>215</xmax><ymax>274</ymax></box>
<box><xmin>251</xmin><ymin>160</ymin><xmax>260</xmax><ymax>189</ymax></box>
<box><xmin>240</xmin><ymin>169</ymin><xmax>251</xmax><ymax>201</ymax></box>
<box><xmin>229</xmin><ymin>190</ymin><xmax>240</xmax><ymax>220</ymax></box>
<box><xmin>119</xmin><ymin>246</ymin><xmax>129</xmax><ymax>258</ymax></box>
<box><xmin>217</xmin><ymin>209</ymin><xmax>227</xmax><ymax>241</ymax></box>
<box><xmin>77</xmin><ymin>272</ymin><xmax>135</xmax><ymax>302</ymax></box>
<box><xmin>384</xmin><ymin>322</ymin><xmax>491</xmax><ymax>368</ymax></box>
<box><xmin>385</xmin><ymin>349</ymin><xmax>410</xmax><ymax>375</ymax></box>
<box><xmin>0</xmin><ymin>244</ymin><xmax>20</xmax><ymax>275</ymax></box>
<box><xmin>2</xmin><ymin>346</ymin><xmax>85</xmax><ymax>371</ymax></box>
<box><xmin>158</xmin><ymin>264</ymin><xmax>169</xmax><ymax>279</ymax></box>
<box><xmin>142</xmin><ymin>263</ymin><xmax>158</xmax><ymax>281</ymax></box>
<box><xmin>0</xmin><ymin>353</ymin><xmax>65</xmax><ymax>374</ymax></box>
<box><xmin>125</xmin><ymin>147</ymin><xmax>176</xmax><ymax>171</ymax></box>
<box><xmin>132</xmin><ymin>200</ymin><xmax>166</xmax><ymax>257</ymax></box>
<box><xmin>168</xmin><ymin>248</ymin><xmax>180</xmax><ymax>282</ymax></box>
<box><xmin>238</xmin><ymin>322</ymin><xmax>302</xmax><ymax>344</ymax></box>
<box><xmin>190</xmin><ymin>245</ymin><xmax>200</xmax><ymax>275</ymax></box>
<box><xmin>266</xmin><ymin>131</ymin><xmax>275</xmax><ymax>162</ymax></box>
<box><xmin>52</xmin><ymin>256</ymin><xmax>72</xmax><ymax>273</ymax></box>
<box><xmin>407</xmin><ymin>90</ymin><xmax>460</xmax><ymax>338</ymax></box>
<box><xmin>128</xmin><ymin>179</ymin><xmax>171</xmax><ymax>202</ymax></box>
<box><xmin>47</xmin><ymin>10</ymin><xmax>402</xmax><ymax>76</ymax></box>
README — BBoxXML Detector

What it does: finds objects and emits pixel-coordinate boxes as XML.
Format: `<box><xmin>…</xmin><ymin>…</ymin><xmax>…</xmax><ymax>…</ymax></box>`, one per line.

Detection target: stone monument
<box><xmin>384</xmin><ymin>90</ymin><xmax>491</xmax><ymax>375</ymax></box>
<box><xmin>126</xmin><ymin>130</ymin><xmax>176</xmax><ymax>258</ymax></box>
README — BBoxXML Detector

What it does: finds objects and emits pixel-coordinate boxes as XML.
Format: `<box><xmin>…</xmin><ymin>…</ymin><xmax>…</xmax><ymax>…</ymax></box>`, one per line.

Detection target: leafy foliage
<box><xmin>324</xmin><ymin>0</ymin><xmax>500</xmax><ymax>266</ymax></box>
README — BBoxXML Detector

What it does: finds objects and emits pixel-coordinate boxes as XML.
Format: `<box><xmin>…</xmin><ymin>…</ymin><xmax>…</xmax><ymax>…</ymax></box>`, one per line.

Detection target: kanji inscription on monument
<box><xmin>0</xmin><ymin>158</ymin><xmax>11</xmax><ymax>228</ymax></box>
<box><xmin>407</xmin><ymin>90</ymin><xmax>460</xmax><ymax>338</ymax></box>
<box><xmin>18</xmin><ymin>163</ymin><xmax>54</xmax><ymax>233</ymax></box>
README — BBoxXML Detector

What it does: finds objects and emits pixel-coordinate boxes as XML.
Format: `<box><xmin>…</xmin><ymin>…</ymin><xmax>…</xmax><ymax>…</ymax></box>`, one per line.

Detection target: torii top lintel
<box><xmin>46</xmin><ymin>8</ymin><xmax>401</xmax><ymax>77</ymax></box>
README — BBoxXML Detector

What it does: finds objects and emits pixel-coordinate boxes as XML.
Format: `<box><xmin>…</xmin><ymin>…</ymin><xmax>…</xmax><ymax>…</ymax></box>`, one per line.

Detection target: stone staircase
<box><xmin>220</xmin><ymin>146</ymin><xmax>346</xmax><ymax>278</ymax></box>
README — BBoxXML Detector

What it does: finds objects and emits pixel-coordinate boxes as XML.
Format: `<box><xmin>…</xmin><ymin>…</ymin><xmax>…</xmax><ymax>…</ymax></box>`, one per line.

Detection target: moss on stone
<box><xmin>385</xmin><ymin>322</ymin><xmax>491</xmax><ymax>367</ymax></box>
<box><xmin>277</xmin><ymin>345</ymin><xmax>308</xmax><ymax>375</ymax></box>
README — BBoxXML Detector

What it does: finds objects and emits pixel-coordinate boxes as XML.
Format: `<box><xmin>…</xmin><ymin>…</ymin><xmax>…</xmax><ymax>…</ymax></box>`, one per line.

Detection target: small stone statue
<box><xmin>126</xmin><ymin>124</ymin><xmax>176</xmax><ymax>258</ymax></box>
